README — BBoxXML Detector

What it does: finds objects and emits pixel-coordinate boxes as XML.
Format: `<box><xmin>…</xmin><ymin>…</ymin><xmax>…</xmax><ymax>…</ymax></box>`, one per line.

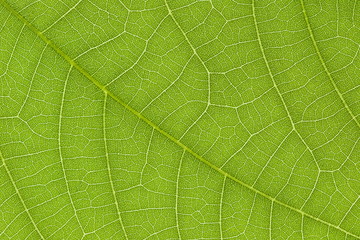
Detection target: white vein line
<box><xmin>164</xmin><ymin>0</ymin><xmax>211</xmax><ymax>141</ymax></box>
<box><xmin>301</xmin><ymin>214</ymin><xmax>305</xmax><ymax>240</ymax></box>
<box><xmin>338</xmin><ymin>196</ymin><xmax>359</xmax><ymax>227</ymax></box>
<box><xmin>74</xmin><ymin>32</ymin><xmax>127</xmax><ymax>60</ymax></box>
<box><xmin>1</xmin><ymin>149</ymin><xmax>58</xmax><ymax>161</ymax></box>
<box><xmin>244</xmin><ymin>193</ymin><xmax>257</xmax><ymax>234</ymax></box>
<box><xmin>103</xmin><ymin>93</ymin><xmax>128</xmax><ymax>239</ymax></box>
<box><xmin>175</xmin><ymin>150</ymin><xmax>185</xmax><ymax>239</ymax></box>
<box><xmin>300</xmin><ymin>0</ymin><xmax>360</xmax><ymax>129</ymax></box>
<box><xmin>269</xmin><ymin>200</ymin><xmax>273</xmax><ymax>240</ymax></box>
<box><xmin>140</xmin><ymin>55</ymin><xmax>194</xmax><ymax>114</ymax></box>
<box><xmin>0</xmin><ymin>23</ymin><xmax>25</xmax><ymax>78</ymax></box>
<box><xmin>0</xmin><ymin>152</ymin><xmax>45</xmax><ymax>239</ymax></box>
<box><xmin>0</xmin><ymin>197</ymin><xmax>33</xmax><ymax>236</ymax></box>
<box><xmin>0</xmin><ymin>11</ymin><xmax>11</xmax><ymax>32</ymax></box>
<box><xmin>47</xmin><ymin>215</ymin><xmax>76</xmax><ymax>239</ymax></box>
<box><xmin>252</xmin><ymin>0</ymin><xmax>320</xmax><ymax>212</ymax></box>
<box><xmin>141</xmin><ymin>127</ymin><xmax>155</xmax><ymax>186</ymax></box>
<box><xmin>18</xmin><ymin>44</ymin><xmax>48</xmax><ymax>116</ymax></box>
<box><xmin>219</xmin><ymin>175</ymin><xmax>226</xmax><ymax>240</ymax></box>
<box><xmin>274</xmin><ymin>148</ymin><xmax>308</xmax><ymax>200</ymax></box>
<box><xmin>220</xmin><ymin>116</ymin><xmax>288</xmax><ymax>169</ymax></box>
<box><xmin>3</xmin><ymin>1</ymin><xmax>358</xmax><ymax>237</ymax></box>
<box><xmin>252</xmin><ymin>130</ymin><xmax>293</xmax><ymax>187</ymax></box>
<box><xmin>58</xmin><ymin>65</ymin><xmax>85</xmax><ymax>235</ymax></box>
<box><xmin>105</xmin><ymin>15</ymin><xmax>169</xmax><ymax>87</ymax></box>
<box><xmin>41</xmin><ymin>0</ymin><xmax>83</xmax><ymax>33</ymax></box>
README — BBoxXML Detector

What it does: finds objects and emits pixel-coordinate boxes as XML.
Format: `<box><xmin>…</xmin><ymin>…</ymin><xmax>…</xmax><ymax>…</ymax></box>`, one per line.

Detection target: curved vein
<box><xmin>164</xmin><ymin>0</ymin><xmax>211</xmax><ymax>141</ymax></box>
<box><xmin>58</xmin><ymin>66</ymin><xmax>86</xmax><ymax>235</ymax></box>
<box><xmin>300</xmin><ymin>0</ymin><xmax>360</xmax><ymax>129</ymax></box>
<box><xmin>102</xmin><ymin>93</ymin><xmax>128</xmax><ymax>239</ymax></box>
<box><xmin>0</xmin><ymin>151</ymin><xmax>45</xmax><ymax>239</ymax></box>
<box><xmin>251</xmin><ymin>0</ymin><xmax>321</xmax><ymax>211</ymax></box>
<box><xmin>1</xmin><ymin>1</ymin><xmax>359</xmax><ymax>238</ymax></box>
<box><xmin>175</xmin><ymin>150</ymin><xmax>185</xmax><ymax>239</ymax></box>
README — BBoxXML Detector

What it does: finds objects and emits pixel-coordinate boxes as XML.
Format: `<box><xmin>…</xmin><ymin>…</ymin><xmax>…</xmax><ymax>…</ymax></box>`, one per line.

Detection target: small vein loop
<box><xmin>1</xmin><ymin>0</ymin><xmax>359</xmax><ymax>239</ymax></box>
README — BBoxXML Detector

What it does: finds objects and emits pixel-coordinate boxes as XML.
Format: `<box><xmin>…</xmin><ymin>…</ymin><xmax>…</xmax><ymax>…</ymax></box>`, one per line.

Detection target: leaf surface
<box><xmin>0</xmin><ymin>0</ymin><xmax>359</xmax><ymax>239</ymax></box>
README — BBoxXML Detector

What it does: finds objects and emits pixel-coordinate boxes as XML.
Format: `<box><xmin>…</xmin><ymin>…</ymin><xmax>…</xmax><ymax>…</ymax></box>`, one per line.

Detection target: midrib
<box><xmin>1</xmin><ymin>0</ymin><xmax>358</xmax><ymax>238</ymax></box>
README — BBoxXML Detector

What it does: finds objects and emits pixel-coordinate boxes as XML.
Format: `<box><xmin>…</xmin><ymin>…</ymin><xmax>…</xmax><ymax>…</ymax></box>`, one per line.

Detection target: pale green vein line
<box><xmin>251</xmin><ymin>0</ymin><xmax>321</xmax><ymax>212</ymax></box>
<box><xmin>269</xmin><ymin>200</ymin><xmax>274</xmax><ymax>240</ymax></box>
<box><xmin>164</xmin><ymin>0</ymin><xmax>211</xmax><ymax>141</ymax></box>
<box><xmin>246</xmin><ymin>192</ymin><xmax>257</xmax><ymax>231</ymax></box>
<box><xmin>105</xmin><ymin>14</ymin><xmax>168</xmax><ymax>87</ymax></box>
<box><xmin>301</xmin><ymin>214</ymin><xmax>305</xmax><ymax>240</ymax></box>
<box><xmin>0</xmin><ymin>151</ymin><xmax>45</xmax><ymax>239</ymax></box>
<box><xmin>252</xmin><ymin>130</ymin><xmax>292</xmax><ymax>187</ymax></box>
<box><xmin>300</xmin><ymin>0</ymin><xmax>360</xmax><ymax>129</ymax></box>
<box><xmin>339</xmin><ymin>196</ymin><xmax>360</xmax><ymax>227</ymax></box>
<box><xmin>0</xmin><ymin>21</ymin><xmax>24</xmax><ymax>78</ymax></box>
<box><xmin>59</xmin><ymin>66</ymin><xmax>86</xmax><ymax>235</ymax></box>
<box><xmin>41</xmin><ymin>0</ymin><xmax>83</xmax><ymax>33</ymax></box>
<box><xmin>103</xmin><ymin>93</ymin><xmax>128</xmax><ymax>240</ymax></box>
<box><xmin>2</xmin><ymin>1</ymin><xmax>358</xmax><ymax>238</ymax></box>
<box><xmin>219</xmin><ymin>175</ymin><xmax>226</xmax><ymax>240</ymax></box>
<box><xmin>18</xmin><ymin>44</ymin><xmax>48</xmax><ymax>116</ymax></box>
<box><xmin>175</xmin><ymin>150</ymin><xmax>185</xmax><ymax>240</ymax></box>
<box><xmin>140</xmin><ymin>127</ymin><xmax>154</xmax><ymax>186</ymax></box>
<box><xmin>251</xmin><ymin>0</ymin><xmax>318</xmax><ymax>163</ymax></box>
<box><xmin>163</xmin><ymin>0</ymin><xmax>209</xmax><ymax>74</ymax></box>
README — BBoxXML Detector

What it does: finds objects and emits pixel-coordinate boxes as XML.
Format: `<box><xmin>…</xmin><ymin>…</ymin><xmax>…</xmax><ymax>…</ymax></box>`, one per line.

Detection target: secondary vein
<box><xmin>300</xmin><ymin>0</ymin><xmax>360</xmax><ymax>129</ymax></box>
<box><xmin>1</xmin><ymin>1</ymin><xmax>358</xmax><ymax>238</ymax></box>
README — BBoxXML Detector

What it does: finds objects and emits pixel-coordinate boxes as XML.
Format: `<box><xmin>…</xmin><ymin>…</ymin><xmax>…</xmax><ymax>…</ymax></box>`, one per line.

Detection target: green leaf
<box><xmin>1</xmin><ymin>0</ymin><xmax>359</xmax><ymax>239</ymax></box>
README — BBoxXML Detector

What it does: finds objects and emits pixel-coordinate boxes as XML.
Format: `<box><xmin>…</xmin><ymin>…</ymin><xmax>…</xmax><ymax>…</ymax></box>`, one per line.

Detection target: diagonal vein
<box><xmin>251</xmin><ymin>0</ymin><xmax>320</xmax><ymax>212</ymax></box>
<box><xmin>164</xmin><ymin>0</ymin><xmax>212</xmax><ymax>141</ymax></box>
<box><xmin>300</xmin><ymin>0</ymin><xmax>360</xmax><ymax>129</ymax></box>
<box><xmin>0</xmin><ymin>151</ymin><xmax>45</xmax><ymax>239</ymax></box>
<box><xmin>1</xmin><ymin>0</ymin><xmax>359</xmax><ymax>239</ymax></box>
<box><xmin>102</xmin><ymin>93</ymin><xmax>128</xmax><ymax>239</ymax></box>
<box><xmin>57</xmin><ymin>66</ymin><xmax>86</xmax><ymax>235</ymax></box>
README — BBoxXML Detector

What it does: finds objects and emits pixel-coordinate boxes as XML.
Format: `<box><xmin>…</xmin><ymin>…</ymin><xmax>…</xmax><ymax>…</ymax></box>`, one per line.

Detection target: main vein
<box><xmin>1</xmin><ymin>1</ymin><xmax>358</xmax><ymax>238</ymax></box>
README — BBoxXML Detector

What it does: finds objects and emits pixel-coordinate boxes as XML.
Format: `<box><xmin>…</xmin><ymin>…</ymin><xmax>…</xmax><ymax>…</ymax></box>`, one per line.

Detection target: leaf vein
<box><xmin>300</xmin><ymin>0</ymin><xmax>360</xmax><ymax>129</ymax></box>
<box><xmin>2</xmin><ymin>1</ymin><xmax>358</xmax><ymax>238</ymax></box>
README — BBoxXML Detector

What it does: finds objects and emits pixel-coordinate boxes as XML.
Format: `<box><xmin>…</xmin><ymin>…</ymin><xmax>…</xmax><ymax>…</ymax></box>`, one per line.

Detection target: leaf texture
<box><xmin>0</xmin><ymin>0</ymin><xmax>359</xmax><ymax>239</ymax></box>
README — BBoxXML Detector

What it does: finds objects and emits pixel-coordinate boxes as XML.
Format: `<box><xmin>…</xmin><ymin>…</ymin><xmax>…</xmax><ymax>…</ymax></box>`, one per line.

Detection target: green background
<box><xmin>0</xmin><ymin>0</ymin><xmax>359</xmax><ymax>239</ymax></box>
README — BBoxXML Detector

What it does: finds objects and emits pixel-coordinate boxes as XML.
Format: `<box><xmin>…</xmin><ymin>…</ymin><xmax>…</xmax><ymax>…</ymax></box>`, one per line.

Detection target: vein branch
<box><xmin>0</xmin><ymin>151</ymin><xmax>45</xmax><ymax>239</ymax></box>
<box><xmin>300</xmin><ymin>0</ymin><xmax>360</xmax><ymax>129</ymax></box>
<box><xmin>251</xmin><ymin>0</ymin><xmax>321</xmax><ymax>212</ymax></box>
<box><xmin>58</xmin><ymin>66</ymin><xmax>86</xmax><ymax>235</ymax></box>
<box><xmin>164</xmin><ymin>0</ymin><xmax>211</xmax><ymax>140</ymax></box>
<box><xmin>1</xmin><ymin>1</ymin><xmax>359</xmax><ymax>238</ymax></box>
<box><xmin>103</xmin><ymin>93</ymin><xmax>128</xmax><ymax>239</ymax></box>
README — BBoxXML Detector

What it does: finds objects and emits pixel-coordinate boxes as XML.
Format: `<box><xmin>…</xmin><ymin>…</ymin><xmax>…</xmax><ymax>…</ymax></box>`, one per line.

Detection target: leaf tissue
<box><xmin>0</xmin><ymin>0</ymin><xmax>359</xmax><ymax>239</ymax></box>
